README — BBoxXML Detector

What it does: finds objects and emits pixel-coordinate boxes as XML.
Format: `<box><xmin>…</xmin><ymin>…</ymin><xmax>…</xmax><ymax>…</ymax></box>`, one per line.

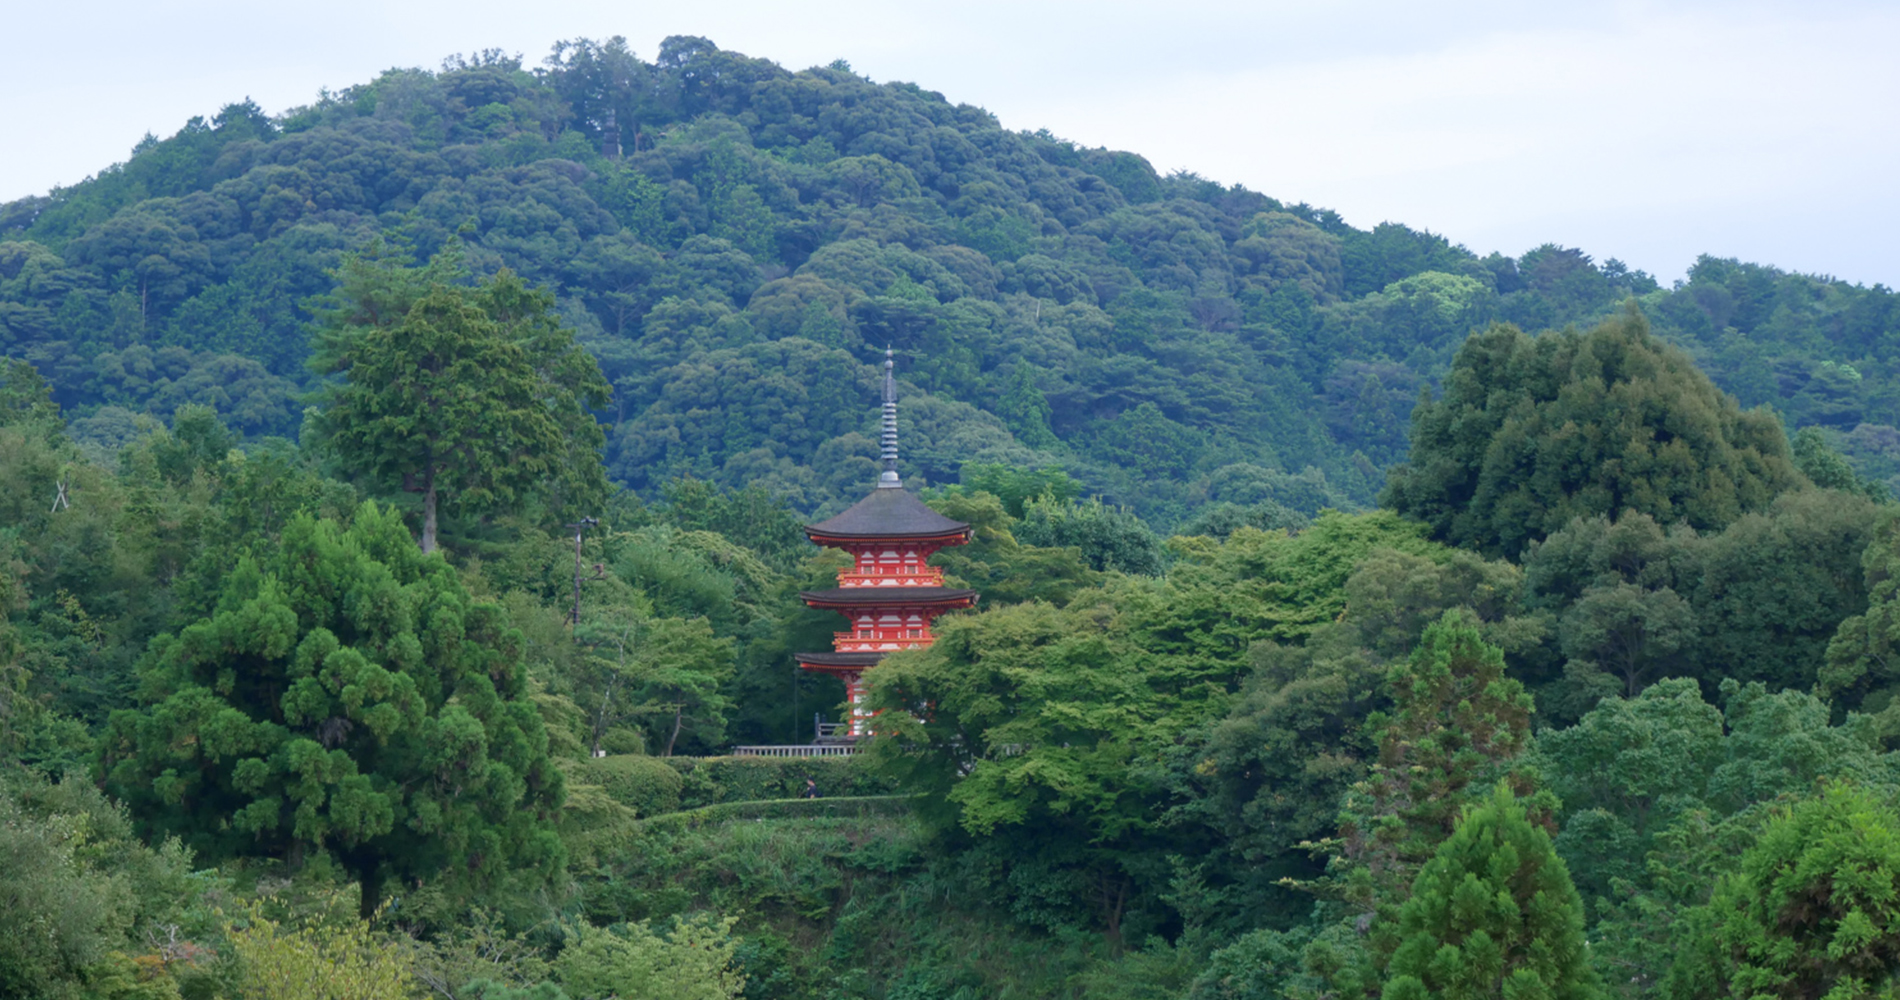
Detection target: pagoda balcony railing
<box><xmin>835</xmin><ymin>630</ymin><xmax>929</xmax><ymax>643</ymax></box>
<box><xmin>835</xmin><ymin>571</ymin><xmax>944</xmax><ymax>587</ymax></box>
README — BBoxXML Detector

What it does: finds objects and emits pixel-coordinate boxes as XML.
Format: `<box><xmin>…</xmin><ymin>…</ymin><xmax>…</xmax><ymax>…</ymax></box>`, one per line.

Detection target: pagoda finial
<box><xmin>878</xmin><ymin>347</ymin><xmax>901</xmax><ymax>488</ymax></box>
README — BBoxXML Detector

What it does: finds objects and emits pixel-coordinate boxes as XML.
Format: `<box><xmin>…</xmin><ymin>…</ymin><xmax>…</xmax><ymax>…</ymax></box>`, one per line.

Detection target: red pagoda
<box><xmin>796</xmin><ymin>350</ymin><xmax>976</xmax><ymax>737</ymax></box>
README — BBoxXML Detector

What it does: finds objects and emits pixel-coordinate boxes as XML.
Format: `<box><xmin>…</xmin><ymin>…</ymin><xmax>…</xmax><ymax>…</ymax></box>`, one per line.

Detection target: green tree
<box><xmin>864</xmin><ymin>591</ymin><xmax>1176</xmax><ymax>943</ymax></box>
<box><xmin>1823</xmin><ymin>506</ymin><xmax>1900</xmax><ymax>717</ymax></box>
<box><xmin>1667</xmin><ymin>782</ymin><xmax>1900</xmax><ymax>1000</ymax></box>
<box><xmin>657</xmin><ymin>477</ymin><xmax>809</xmax><ymax>570</ymax></box>
<box><xmin>554</xmin><ymin>915</ymin><xmax>744</xmax><ymax>1000</ymax></box>
<box><xmin>1016</xmin><ymin>494</ymin><xmax>1168</xmax><ymax>575</ymax></box>
<box><xmin>625</xmin><ymin>616</ymin><xmax>734</xmax><ymax>757</ymax></box>
<box><xmin>1177</xmin><ymin>544</ymin><xmax>1542</xmax><ymax>936</ymax></box>
<box><xmin>869</xmin><ymin>512</ymin><xmax>1449</xmax><ymax>941</ymax></box>
<box><xmin>1382</xmin><ymin>783</ymin><xmax>1601</xmax><ymax>1000</ymax></box>
<box><xmin>1523</xmin><ymin>494</ymin><xmax>1877</xmax><ymax>716</ymax></box>
<box><xmin>1687</xmin><ymin>487</ymin><xmax>1880</xmax><ymax>693</ymax></box>
<box><xmin>997</xmin><ymin>365</ymin><xmax>1058</xmax><ymax>448</ymax></box>
<box><xmin>1531</xmin><ymin>678</ymin><xmax>1726</xmax><ymax>908</ymax></box>
<box><xmin>924</xmin><ymin>490</ymin><xmax>1102</xmax><ymax>607</ymax></box>
<box><xmin>1534</xmin><ymin>678</ymin><xmax>1900</xmax><ymax>994</ymax></box>
<box><xmin>1792</xmin><ymin>426</ymin><xmax>1890</xmax><ymax>502</ymax></box>
<box><xmin>224</xmin><ymin>897</ymin><xmax>414</xmax><ymax>1000</ymax></box>
<box><xmin>1556</xmin><ymin>581</ymin><xmax>1696</xmax><ymax>697</ymax></box>
<box><xmin>1173</xmin><ymin>499</ymin><xmax>1309</xmax><ymax>540</ymax></box>
<box><xmin>955</xmin><ymin>463</ymin><xmax>1084</xmax><ymax>519</ymax></box>
<box><xmin>0</xmin><ymin>770</ymin><xmax>200</xmax><ymax>1000</ymax></box>
<box><xmin>0</xmin><ymin>357</ymin><xmax>60</xmax><ymax>429</ymax></box>
<box><xmin>310</xmin><ymin>253</ymin><xmax>609</xmax><ymax>553</ymax></box>
<box><xmin>1382</xmin><ymin>308</ymin><xmax>1803</xmax><ymax>558</ymax></box>
<box><xmin>135</xmin><ymin>403</ymin><xmax>237</xmax><ymax>490</ymax></box>
<box><xmin>1342</xmin><ymin>611</ymin><xmax>1536</xmax><ymax>907</ymax></box>
<box><xmin>101</xmin><ymin>502</ymin><xmax>566</xmax><ymax>916</ymax></box>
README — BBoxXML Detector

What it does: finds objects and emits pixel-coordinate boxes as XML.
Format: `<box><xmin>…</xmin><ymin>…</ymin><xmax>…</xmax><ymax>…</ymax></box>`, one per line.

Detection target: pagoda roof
<box><xmin>795</xmin><ymin>651</ymin><xmax>888</xmax><ymax>668</ymax></box>
<box><xmin>799</xmin><ymin>586</ymin><xmax>977</xmax><ymax>609</ymax></box>
<box><xmin>805</xmin><ymin>487</ymin><xmax>971</xmax><ymax>542</ymax></box>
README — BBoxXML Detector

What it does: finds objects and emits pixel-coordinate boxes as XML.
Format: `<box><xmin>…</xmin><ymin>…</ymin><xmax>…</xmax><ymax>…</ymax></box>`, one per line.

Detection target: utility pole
<box><xmin>567</xmin><ymin>517</ymin><xmax>598</xmax><ymax>629</ymax></box>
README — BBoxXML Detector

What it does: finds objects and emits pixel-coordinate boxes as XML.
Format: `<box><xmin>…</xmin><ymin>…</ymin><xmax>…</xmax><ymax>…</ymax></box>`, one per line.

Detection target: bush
<box><xmin>223</xmin><ymin>898</ymin><xmax>414</xmax><ymax>1000</ymax></box>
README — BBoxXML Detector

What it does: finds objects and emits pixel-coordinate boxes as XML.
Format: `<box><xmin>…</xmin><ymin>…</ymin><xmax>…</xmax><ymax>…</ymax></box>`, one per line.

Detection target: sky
<box><xmin>4</xmin><ymin>0</ymin><xmax>1896</xmax><ymax>286</ymax></box>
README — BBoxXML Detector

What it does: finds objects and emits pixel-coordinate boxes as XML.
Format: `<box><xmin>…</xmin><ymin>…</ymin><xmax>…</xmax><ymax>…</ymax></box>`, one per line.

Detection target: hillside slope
<box><xmin>2</xmin><ymin>37</ymin><xmax>1895</xmax><ymax>525</ymax></box>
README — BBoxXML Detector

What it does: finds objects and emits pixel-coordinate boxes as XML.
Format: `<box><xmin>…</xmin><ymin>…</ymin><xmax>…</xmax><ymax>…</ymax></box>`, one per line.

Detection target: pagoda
<box><xmin>796</xmin><ymin>350</ymin><xmax>976</xmax><ymax>738</ymax></box>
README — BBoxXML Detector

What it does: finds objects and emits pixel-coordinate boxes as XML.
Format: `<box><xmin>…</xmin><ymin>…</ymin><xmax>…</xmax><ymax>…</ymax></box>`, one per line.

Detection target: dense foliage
<box><xmin>5</xmin><ymin>37</ymin><xmax>1898</xmax><ymax>529</ymax></box>
<box><xmin>100</xmin><ymin>501</ymin><xmax>568</xmax><ymax>916</ymax></box>
<box><xmin>1383</xmin><ymin>309</ymin><xmax>1802</xmax><ymax>558</ymax></box>
<box><xmin>5</xmin><ymin>30</ymin><xmax>1900</xmax><ymax>1000</ymax></box>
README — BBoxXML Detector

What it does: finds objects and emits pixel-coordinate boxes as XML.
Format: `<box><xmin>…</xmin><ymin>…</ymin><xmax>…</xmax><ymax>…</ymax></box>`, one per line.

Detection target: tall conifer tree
<box><xmin>309</xmin><ymin>248</ymin><xmax>609</xmax><ymax>553</ymax></box>
<box><xmin>1382</xmin><ymin>783</ymin><xmax>1600</xmax><ymax>1000</ymax></box>
<box><xmin>101</xmin><ymin>502</ymin><xmax>566</xmax><ymax>916</ymax></box>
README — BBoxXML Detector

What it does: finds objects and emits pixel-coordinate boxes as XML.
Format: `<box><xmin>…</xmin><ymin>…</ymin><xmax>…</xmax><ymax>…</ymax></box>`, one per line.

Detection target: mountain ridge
<box><xmin>2</xmin><ymin>35</ymin><xmax>1894</xmax><ymax>526</ymax></box>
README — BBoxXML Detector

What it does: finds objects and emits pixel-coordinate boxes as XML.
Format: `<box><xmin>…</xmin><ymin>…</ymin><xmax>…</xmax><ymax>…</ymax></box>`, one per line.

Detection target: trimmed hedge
<box><xmin>575</xmin><ymin>754</ymin><xmax>684</xmax><ymax>817</ymax></box>
<box><xmin>636</xmin><ymin>795</ymin><xmax>917</xmax><ymax>830</ymax></box>
<box><xmin>665</xmin><ymin>755</ymin><xmax>900</xmax><ymax>809</ymax></box>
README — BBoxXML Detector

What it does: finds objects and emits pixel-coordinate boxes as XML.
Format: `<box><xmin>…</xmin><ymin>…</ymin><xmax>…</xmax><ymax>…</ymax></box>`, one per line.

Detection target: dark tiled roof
<box><xmin>795</xmin><ymin>651</ymin><xmax>888</xmax><ymax>668</ymax></box>
<box><xmin>799</xmin><ymin>586</ymin><xmax>978</xmax><ymax>608</ymax></box>
<box><xmin>806</xmin><ymin>487</ymin><xmax>970</xmax><ymax>540</ymax></box>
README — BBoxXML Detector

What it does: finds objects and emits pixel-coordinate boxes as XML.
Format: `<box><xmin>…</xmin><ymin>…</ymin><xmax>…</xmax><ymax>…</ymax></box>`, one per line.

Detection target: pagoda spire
<box><xmin>878</xmin><ymin>347</ymin><xmax>901</xmax><ymax>488</ymax></box>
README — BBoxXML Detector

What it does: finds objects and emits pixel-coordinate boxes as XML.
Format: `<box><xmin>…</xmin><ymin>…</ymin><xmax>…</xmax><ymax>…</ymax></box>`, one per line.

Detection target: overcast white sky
<box><xmin>4</xmin><ymin>0</ymin><xmax>1896</xmax><ymax>286</ymax></box>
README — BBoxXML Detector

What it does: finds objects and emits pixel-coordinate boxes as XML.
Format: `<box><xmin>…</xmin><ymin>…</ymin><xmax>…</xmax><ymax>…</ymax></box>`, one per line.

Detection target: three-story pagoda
<box><xmin>796</xmin><ymin>351</ymin><xmax>976</xmax><ymax>736</ymax></box>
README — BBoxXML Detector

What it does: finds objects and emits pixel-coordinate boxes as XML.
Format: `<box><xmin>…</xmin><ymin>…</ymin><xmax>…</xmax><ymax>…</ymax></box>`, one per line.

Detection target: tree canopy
<box><xmin>3</xmin><ymin>29</ymin><xmax>1900</xmax><ymax>1000</ymax></box>
<box><xmin>101</xmin><ymin>501</ymin><xmax>566</xmax><ymax>915</ymax></box>
<box><xmin>1383</xmin><ymin>309</ymin><xmax>1804</xmax><ymax>558</ymax></box>
<box><xmin>309</xmin><ymin>251</ymin><xmax>610</xmax><ymax>552</ymax></box>
<box><xmin>7</xmin><ymin>39</ymin><xmax>1897</xmax><ymax>529</ymax></box>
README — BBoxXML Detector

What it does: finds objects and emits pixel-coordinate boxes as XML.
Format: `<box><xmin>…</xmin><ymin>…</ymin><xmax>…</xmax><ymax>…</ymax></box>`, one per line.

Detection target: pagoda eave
<box><xmin>798</xmin><ymin>587</ymin><xmax>978</xmax><ymax>611</ymax></box>
<box><xmin>795</xmin><ymin>651</ymin><xmax>889</xmax><ymax>676</ymax></box>
<box><xmin>804</xmin><ymin>527</ymin><xmax>972</xmax><ymax>547</ymax></box>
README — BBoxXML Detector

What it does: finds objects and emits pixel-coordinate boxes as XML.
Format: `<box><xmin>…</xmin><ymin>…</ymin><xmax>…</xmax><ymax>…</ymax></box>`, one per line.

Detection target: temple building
<box><xmin>794</xmin><ymin>350</ymin><xmax>976</xmax><ymax>738</ymax></box>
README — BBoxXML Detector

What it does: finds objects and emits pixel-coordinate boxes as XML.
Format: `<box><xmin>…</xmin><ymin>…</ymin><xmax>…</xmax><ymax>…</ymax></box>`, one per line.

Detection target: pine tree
<box><xmin>1382</xmin><ymin>783</ymin><xmax>1601</xmax><ymax>1000</ymax></box>
<box><xmin>1341</xmin><ymin>609</ymin><xmax>1537</xmax><ymax>907</ymax></box>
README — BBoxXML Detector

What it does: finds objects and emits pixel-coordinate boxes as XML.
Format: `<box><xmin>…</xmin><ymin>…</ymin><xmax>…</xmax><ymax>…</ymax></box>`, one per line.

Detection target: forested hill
<box><xmin>3</xmin><ymin>36</ymin><xmax>1897</xmax><ymax>524</ymax></box>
